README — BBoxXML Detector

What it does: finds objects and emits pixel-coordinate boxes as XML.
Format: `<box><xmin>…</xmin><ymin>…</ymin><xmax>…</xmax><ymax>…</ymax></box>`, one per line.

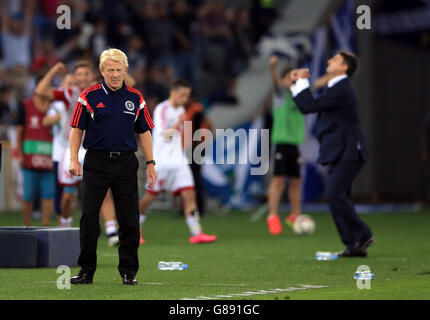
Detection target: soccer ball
<box><xmin>293</xmin><ymin>214</ymin><xmax>315</xmax><ymax>235</ymax></box>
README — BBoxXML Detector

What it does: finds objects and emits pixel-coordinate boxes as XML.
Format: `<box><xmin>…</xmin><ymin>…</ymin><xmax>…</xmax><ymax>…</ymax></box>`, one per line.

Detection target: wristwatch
<box><xmin>146</xmin><ymin>160</ymin><xmax>156</xmax><ymax>166</ymax></box>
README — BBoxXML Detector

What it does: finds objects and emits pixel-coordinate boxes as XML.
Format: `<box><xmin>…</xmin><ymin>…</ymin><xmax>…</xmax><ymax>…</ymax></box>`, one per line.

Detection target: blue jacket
<box><xmin>293</xmin><ymin>78</ymin><xmax>368</xmax><ymax>165</ymax></box>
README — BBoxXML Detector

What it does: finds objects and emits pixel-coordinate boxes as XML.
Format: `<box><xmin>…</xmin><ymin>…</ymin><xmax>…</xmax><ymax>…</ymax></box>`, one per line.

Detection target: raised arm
<box><xmin>294</xmin><ymin>86</ymin><xmax>345</xmax><ymax>114</ymax></box>
<box><xmin>0</xmin><ymin>0</ymin><xmax>9</xmax><ymax>33</ymax></box>
<box><xmin>42</xmin><ymin>113</ymin><xmax>61</xmax><ymax>127</ymax></box>
<box><xmin>313</xmin><ymin>74</ymin><xmax>331</xmax><ymax>90</ymax></box>
<box><xmin>34</xmin><ymin>62</ymin><xmax>67</xmax><ymax>100</ymax></box>
<box><xmin>269</xmin><ymin>55</ymin><xmax>282</xmax><ymax>94</ymax></box>
<box><xmin>22</xmin><ymin>0</ymin><xmax>35</xmax><ymax>33</ymax></box>
<box><xmin>291</xmin><ymin>69</ymin><xmax>344</xmax><ymax>114</ymax></box>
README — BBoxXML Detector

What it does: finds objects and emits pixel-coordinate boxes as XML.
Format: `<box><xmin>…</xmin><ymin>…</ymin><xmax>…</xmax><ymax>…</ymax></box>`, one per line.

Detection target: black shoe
<box><xmin>359</xmin><ymin>236</ymin><xmax>375</xmax><ymax>251</ymax></box>
<box><xmin>338</xmin><ymin>248</ymin><xmax>367</xmax><ymax>257</ymax></box>
<box><xmin>70</xmin><ymin>270</ymin><xmax>94</xmax><ymax>284</ymax></box>
<box><xmin>338</xmin><ymin>235</ymin><xmax>375</xmax><ymax>258</ymax></box>
<box><xmin>122</xmin><ymin>273</ymin><xmax>138</xmax><ymax>285</ymax></box>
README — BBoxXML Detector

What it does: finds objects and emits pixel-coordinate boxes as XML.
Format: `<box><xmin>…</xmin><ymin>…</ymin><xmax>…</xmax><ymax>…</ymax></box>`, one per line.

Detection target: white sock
<box><xmin>105</xmin><ymin>220</ymin><xmax>117</xmax><ymax>235</ymax></box>
<box><xmin>186</xmin><ymin>216</ymin><xmax>201</xmax><ymax>236</ymax></box>
<box><xmin>139</xmin><ymin>214</ymin><xmax>146</xmax><ymax>228</ymax></box>
<box><xmin>60</xmin><ymin>217</ymin><xmax>67</xmax><ymax>227</ymax></box>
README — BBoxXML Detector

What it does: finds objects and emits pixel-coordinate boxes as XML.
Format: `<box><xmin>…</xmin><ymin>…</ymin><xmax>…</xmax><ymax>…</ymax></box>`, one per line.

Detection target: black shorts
<box><xmin>273</xmin><ymin>144</ymin><xmax>301</xmax><ymax>178</ymax></box>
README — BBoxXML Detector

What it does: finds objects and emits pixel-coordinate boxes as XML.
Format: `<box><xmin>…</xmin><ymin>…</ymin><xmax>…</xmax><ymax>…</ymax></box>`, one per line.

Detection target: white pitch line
<box><xmin>201</xmin><ymin>284</ymin><xmax>246</xmax><ymax>287</ymax></box>
<box><xmin>250</xmin><ymin>202</ymin><xmax>268</xmax><ymax>222</ymax></box>
<box><xmin>375</xmin><ymin>257</ymin><xmax>408</xmax><ymax>261</ymax></box>
<box><xmin>233</xmin><ymin>256</ymin><xmax>265</xmax><ymax>260</ymax></box>
<box><xmin>181</xmin><ymin>284</ymin><xmax>328</xmax><ymax>300</ymax></box>
<box><xmin>297</xmin><ymin>284</ymin><xmax>328</xmax><ymax>289</ymax></box>
<box><xmin>164</xmin><ymin>254</ymin><xmax>193</xmax><ymax>257</ymax></box>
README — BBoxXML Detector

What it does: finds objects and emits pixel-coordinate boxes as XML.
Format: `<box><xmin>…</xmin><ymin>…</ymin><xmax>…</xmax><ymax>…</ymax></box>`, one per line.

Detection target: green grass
<box><xmin>0</xmin><ymin>208</ymin><xmax>429</xmax><ymax>300</ymax></box>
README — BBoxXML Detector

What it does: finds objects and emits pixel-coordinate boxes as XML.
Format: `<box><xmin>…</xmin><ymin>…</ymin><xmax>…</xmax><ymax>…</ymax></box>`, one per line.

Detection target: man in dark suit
<box><xmin>290</xmin><ymin>51</ymin><xmax>374</xmax><ymax>257</ymax></box>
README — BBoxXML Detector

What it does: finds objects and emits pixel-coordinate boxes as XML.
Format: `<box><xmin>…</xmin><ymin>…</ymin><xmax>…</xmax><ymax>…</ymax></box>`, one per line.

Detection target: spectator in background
<box><xmin>16</xmin><ymin>93</ymin><xmax>54</xmax><ymax>226</ymax></box>
<box><xmin>90</xmin><ymin>19</ymin><xmax>108</xmax><ymax>60</ymax></box>
<box><xmin>196</xmin><ymin>0</ymin><xmax>233</xmax><ymax>72</ymax></box>
<box><xmin>206</xmin><ymin>77</ymin><xmax>238</xmax><ymax>105</ymax></box>
<box><xmin>250</xmin><ymin>0</ymin><xmax>277</xmax><ymax>43</ymax></box>
<box><xmin>98</xmin><ymin>0</ymin><xmax>128</xmax><ymax>49</ymax></box>
<box><xmin>143</xmin><ymin>65</ymin><xmax>170</xmax><ymax>111</ymax></box>
<box><xmin>228</xmin><ymin>6</ymin><xmax>253</xmax><ymax>76</ymax></box>
<box><xmin>0</xmin><ymin>85</ymin><xmax>14</xmax><ymax>141</ymax></box>
<box><xmin>0</xmin><ymin>0</ymin><xmax>34</xmax><ymax>72</ymax></box>
<box><xmin>171</xmin><ymin>0</ymin><xmax>198</xmax><ymax>86</ymax></box>
<box><xmin>127</xmin><ymin>33</ymin><xmax>146</xmax><ymax>88</ymax></box>
<box><xmin>0</xmin><ymin>85</ymin><xmax>13</xmax><ymax>126</ymax></box>
<box><xmin>135</xmin><ymin>1</ymin><xmax>174</xmax><ymax>67</ymax></box>
<box><xmin>31</xmin><ymin>40</ymin><xmax>59</xmax><ymax>74</ymax></box>
<box><xmin>33</xmin><ymin>0</ymin><xmax>57</xmax><ymax>39</ymax></box>
<box><xmin>127</xmin><ymin>34</ymin><xmax>146</xmax><ymax>69</ymax></box>
<box><xmin>24</xmin><ymin>40</ymin><xmax>60</xmax><ymax>97</ymax></box>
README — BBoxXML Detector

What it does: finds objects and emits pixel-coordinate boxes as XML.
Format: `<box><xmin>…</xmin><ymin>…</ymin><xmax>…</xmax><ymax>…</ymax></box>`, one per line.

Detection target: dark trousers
<box><xmin>78</xmin><ymin>150</ymin><xmax>140</xmax><ymax>276</ymax></box>
<box><xmin>190</xmin><ymin>162</ymin><xmax>205</xmax><ymax>215</ymax></box>
<box><xmin>53</xmin><ymin>161</ymin><xmax>63</xmax><ymax>216</ymax></box>
<box><xmin>326</xmin><ymin>158</ymin><xmax>372</xmax><ymax>249</ymax></box>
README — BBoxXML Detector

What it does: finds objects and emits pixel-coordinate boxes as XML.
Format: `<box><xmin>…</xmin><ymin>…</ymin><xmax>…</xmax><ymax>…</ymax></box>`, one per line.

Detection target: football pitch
<box><xmin>0</xmin><ymin>209</ymin><xmax>429</xmax><ymax>300</ymax></box>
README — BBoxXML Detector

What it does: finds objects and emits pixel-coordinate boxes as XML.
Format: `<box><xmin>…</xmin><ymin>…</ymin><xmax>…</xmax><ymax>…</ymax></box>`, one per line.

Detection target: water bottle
<box><xmin>315</xmin><ymin>251</ymin><xmax>338</xmax><ymax>260</ymax></box>
<box><xmin>354</xmin><ymin>271</ymin><xmax>375</xmax><ymax>280</ymax></box>
<box><xmin>158</xmin><ymin>261</ymin><xmax>188</xmax><ymax>270</ymax></box>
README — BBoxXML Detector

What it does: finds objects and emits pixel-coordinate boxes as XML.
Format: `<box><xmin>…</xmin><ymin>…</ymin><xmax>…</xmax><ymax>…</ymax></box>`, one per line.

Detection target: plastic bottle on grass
<box><xmin>315</xmin><ymin>251</ymin><xmax>338</xmax><ymax>260</ymax></box>
<box><xmin>158</xmin><ymin>261</ymin><xmax>188</xmax><ymax>270</ymax></box>
<box><xmin>354</xmin><ymin>271</ymin><xmax>375</xmax><ymax>280</ymax></box>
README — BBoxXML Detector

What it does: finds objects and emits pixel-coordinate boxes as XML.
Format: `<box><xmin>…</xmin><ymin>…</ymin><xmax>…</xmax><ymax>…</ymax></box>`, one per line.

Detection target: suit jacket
<box><xmin>293</xmin><ymin>78</ymin><xmax>368</xmax><ymax>165</ymax></box>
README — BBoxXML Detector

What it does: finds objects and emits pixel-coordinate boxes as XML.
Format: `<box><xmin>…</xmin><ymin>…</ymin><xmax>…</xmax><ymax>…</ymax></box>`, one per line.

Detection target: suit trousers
<box><xmin>78</xmin><ymin>150</ymin><xmax>140</xmax><ymax>276</ymax></box>
<box><xmin>326</xmin><ymin>158</ymin><xmax>372</xmax><ymax>249</ymax></box>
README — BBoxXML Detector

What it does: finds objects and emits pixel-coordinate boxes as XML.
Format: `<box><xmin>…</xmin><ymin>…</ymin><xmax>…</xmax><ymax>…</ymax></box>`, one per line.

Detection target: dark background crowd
<box><xmin>0</xmin><ymin>0</ymin><xmax>277</xmax><ymax>137</ymax></box>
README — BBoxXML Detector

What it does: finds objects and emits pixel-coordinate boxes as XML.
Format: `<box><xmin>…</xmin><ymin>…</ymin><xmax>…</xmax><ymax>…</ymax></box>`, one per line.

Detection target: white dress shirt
<box><xmin>327</xmin><ymin>74</ymin><xmax>348</xmax><ymax>88</ymax></box>
<box><xmin>290</xmin><ymin>74</ymin><xmax>349</xmax><ymax>97</ymax></box>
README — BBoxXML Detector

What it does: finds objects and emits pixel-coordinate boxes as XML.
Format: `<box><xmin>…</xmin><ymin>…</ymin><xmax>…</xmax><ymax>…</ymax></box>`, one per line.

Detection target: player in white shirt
<box><xmin>139</xmin><ymin>80</ymin><xmax>217</xmax><ymax>244</ymax></box>
<box><xmin>42</xmin><ymin>73</ymin><xmax>81</xmax><ymax>227</ymax></box>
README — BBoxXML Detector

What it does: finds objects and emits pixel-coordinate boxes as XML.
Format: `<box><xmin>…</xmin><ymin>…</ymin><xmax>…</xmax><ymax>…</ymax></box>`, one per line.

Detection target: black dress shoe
<box><xmin>122</xmin><ymin>273</ymin><xmax>138</xmax><ymax>285</ymax></box>
<box><xmin>70</xmin><ymin>270</ymin><xmax>94</xmax><ymax>284</ymax></box>
<box><xmin>338</xmin><ymin>248</ymin><xmax>367</xmax><ymax>257</ymax></box>
<box><xmin>338</xmin><ymin>236</ymin><xmax>375</xmax><ymax>258</ymax></box>
<box><xmin>359</xmin><ymin>236</ymin><xmax>375</xmax><ymax>251</ymax></box>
